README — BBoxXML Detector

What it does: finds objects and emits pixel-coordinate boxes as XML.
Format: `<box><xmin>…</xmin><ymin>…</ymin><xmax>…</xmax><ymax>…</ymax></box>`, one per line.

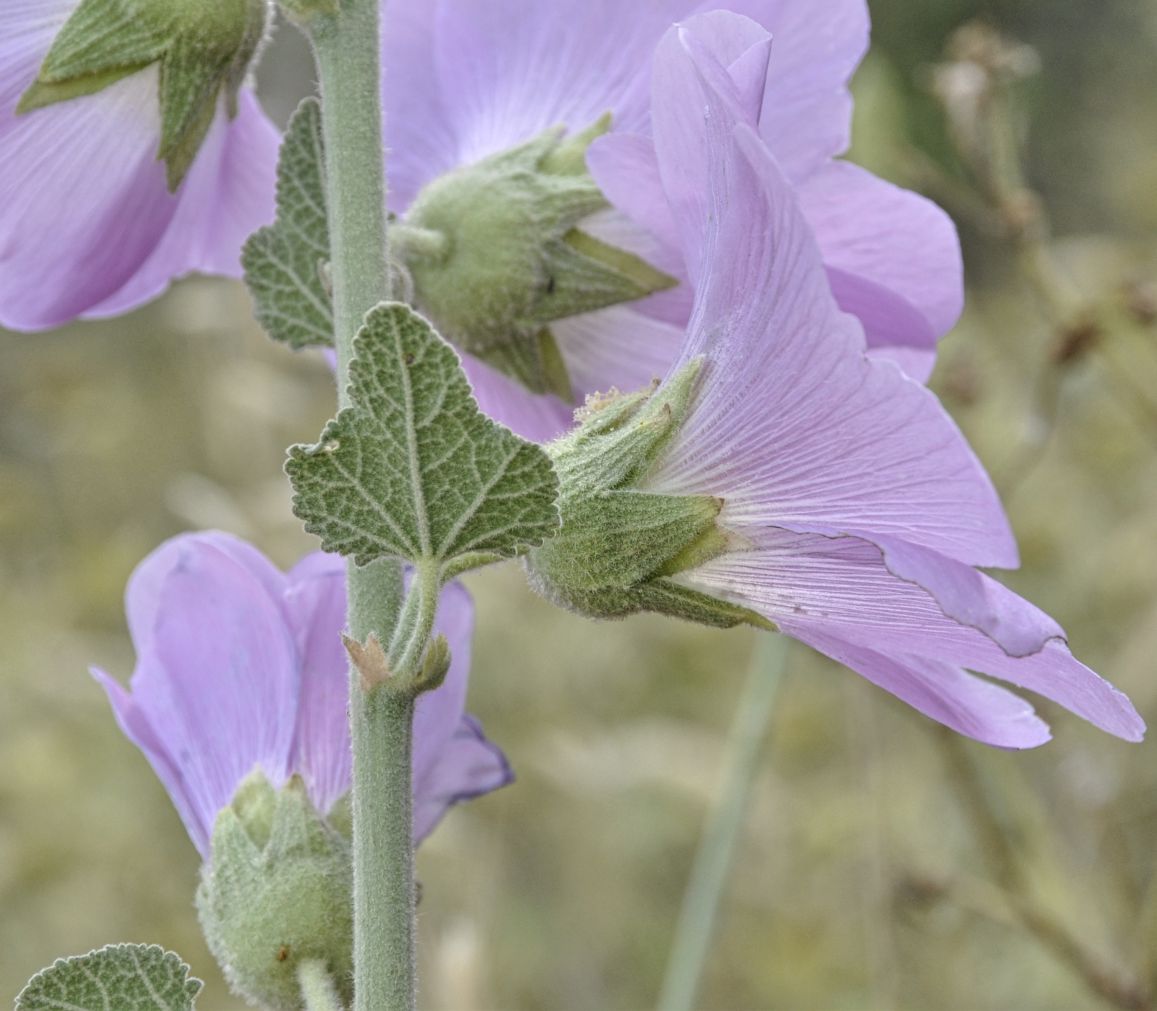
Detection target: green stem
<box><xmin>297</xmin><ymin>958</ymin><xmax>345</xmax><ymax>1011</ymax></box>
<box><xmin>309</xmin><ymin>5</ymin><xmax>415</xmax><ymax>1011</ymax></box>
<box><xmin>393</xmin><ymin>561</ymin><xmax>441</xmax><ymax>675</ymax></box>
<box><xmin>311</xmin><ymin>0</ymin><xmax>390</xmax><ymax>404</ymax></box>
<box><xmin>657</xmin><ymin>633</ymin><xmax>789</xmax><ymax>1011</ymax></box>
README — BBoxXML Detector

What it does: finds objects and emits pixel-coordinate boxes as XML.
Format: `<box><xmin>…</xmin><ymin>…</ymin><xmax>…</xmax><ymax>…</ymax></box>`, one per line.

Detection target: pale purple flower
<box><xmin>92</xmin><ymin>532</ymin><xmax>512</xmax><ymax>857</ymax></box>
<box><xmin>0</xmin><ymin>1</ymin><xmax>279</xmax><ymax>331</ymax></box>
<box><xmin>383</xmin><ymin>1</ymin><xmax>959</xmax><ymax>440</ymax></box>
<box><xmin>631</xmin><ymin>25</ymin><xmax>1143</xmax><ymax>747</ymax></box>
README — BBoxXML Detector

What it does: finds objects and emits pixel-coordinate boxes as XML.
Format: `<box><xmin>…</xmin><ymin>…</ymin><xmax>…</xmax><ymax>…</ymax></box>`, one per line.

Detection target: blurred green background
<box><xmin>3</xmin><ymin>1</ymin><xmax>1157</xmax><ymax>1008</ymax></box>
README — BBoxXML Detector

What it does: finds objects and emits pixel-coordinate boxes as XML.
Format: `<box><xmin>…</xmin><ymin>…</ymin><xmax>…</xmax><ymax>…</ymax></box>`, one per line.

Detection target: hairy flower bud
<box><xmin>396</xmin><ymin>119</ymin><xmax>676</xmax><ymax>400</ymax></box>
<box><xmin>18</xmin><ymin>0</ymin><xmax>270</xmax><ymax>189</ymax></box>
<box><xmin>196</xmin><ymin>772</ymin><xmax>353</xmax><ymax>1011</ymax></box>
<box><xmin>526</xmin><ymin>360</ymin><xmax>771</xmax><ymax>629</ymax></box>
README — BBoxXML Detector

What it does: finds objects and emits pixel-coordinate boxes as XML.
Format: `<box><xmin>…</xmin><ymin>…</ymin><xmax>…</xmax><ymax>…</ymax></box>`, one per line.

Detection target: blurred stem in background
<box><xmin>924</xmin><ymin>23</ymin><xmax>1157</xmax><ymax>497</ymax></box>
<box><xmin>657</xmin><ymin>634</ymin><xmax>788</xmax><ymax>1011</ymax></box>
<box><xmin>934</xmin><ymin>732</ymin><xmax>1151</xmax><ymax>1011</ymax></box>
<box><xmin>913</xmin><ymin>25</ymin><xmax>1156</xmax><ymax>1011</ymax></box>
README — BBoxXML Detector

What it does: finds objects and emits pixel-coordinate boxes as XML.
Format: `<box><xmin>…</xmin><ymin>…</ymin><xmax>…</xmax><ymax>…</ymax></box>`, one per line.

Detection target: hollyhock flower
<box><xmin>526</xmin><ymin>27</ymin><xmax>1144</xmax><ymax>748</ymax></box>
<box><xmin>384</xmin><ymin>1</ymin><xmax>959</xmax><ymax>441</ymax></box>
<box><xmin>0</xmin><ymin>1</ymin><xmax>279</xmax><ymax>331</ymax></box>
<box><xmin>92</xmin><ymin>531</ymin><xmax>511</xmax><ymax>858</ymax></box>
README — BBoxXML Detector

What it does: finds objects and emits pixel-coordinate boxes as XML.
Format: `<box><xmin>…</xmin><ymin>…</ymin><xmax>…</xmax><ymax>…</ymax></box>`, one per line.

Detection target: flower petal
<box><xmin>430</xmin><ymin>0</ymin><xmax>703</xmax><ymax>170</ymax></box>
<box><xmin>0</xmin><ymin>1</ymin><xmax>278</xmax><ymax>329</ymax></box>
<box><xmin>645</xmin><ymin>52</ymin><xmax>1016</xmax><ymax>567</ymax></box>
<box><xmin>0</xmin><ymin>61</ymin><xmax>175</xmax><ymax>330</ymax></box>
<box><xmin>684</xmin><ymin>529</ymin><xmax>1144</xmax><ymax>741</ymax></box>
<box><xmin>87</xmin><ymin>90</ymin><xmax>279</xmax><ymax>318</ymax></box>
<box><xmin>459</xmin><ymin>353</ymin><xmax>575</xmax><ymax>444</ymax></box>
<box><xmin>710</xmin><ymin>0</ymin><xmax>869</xmax><ymax>177</ymax></box>
<box><xmin>283</xmin><ymin>552</ymin><xmax>350</xmax><ymax>815</ymax></box>
<box><xmin>414</xmin><ymin>715</ymin><xmax>514</xmax><ymax>843</ymax></box>
<box><xmin>775</xmin><ymin>631</ymin><xmax>1052</xmax><ymax>748</ymax></box>
<box><xmin>380</xmin><ymin>2</ymin><xmax>459</xmax><ymax>210</ymax></box>
<box><xmin>555</xmin><ymin>305</ymin><xmax>684</xmax><ymax>401</ymax></box>
<box><xmin>95</xmin><ymin>534</ymin><xmax>301</xmax><ymax>856</ymax></box>
<box><xmin>799</xmin><ymin>160</ymin><xmax>964</xmax><ymax>342</ymax></box>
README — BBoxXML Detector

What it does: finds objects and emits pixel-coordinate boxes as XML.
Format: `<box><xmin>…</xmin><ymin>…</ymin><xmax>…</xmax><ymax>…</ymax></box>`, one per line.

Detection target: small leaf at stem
<box><xmin>287</xmin><ymin>303</ymin><xmax>560</xmax><ymax>573</ymax></box>
<box><xmin>343</xmin><ymin>632</ymin><xmax>392</xmax><ymax>691</ymax></box>
<box><xmin>242</xmin><ymin>98</ymin><xmax>335</xmax><ymax>348</ymax></box>
<box><xmin>16</xmin><ymin>943</ymin><xmax>201</xmax><ymax>1011</ymax></box>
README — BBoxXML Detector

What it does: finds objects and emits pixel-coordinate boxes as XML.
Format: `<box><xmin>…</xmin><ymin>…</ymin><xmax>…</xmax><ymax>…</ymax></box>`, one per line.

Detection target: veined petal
<box><xmin>778</xmin><ymin>631</ymin><xmax>1052</xmax><ymax>748</ymax></box>
<box><xmin>555</xmin><ymin>305</ymin><xmax>683</xmax><ymax>401</ymax></box>
<box><xmin>87</xmin><ymin>90</ymin><xmax>279</xmax><ymax>318</ymax></box>
<box><xmin>711</xmin><ymin>0</ymin><xmax>868</xmax><ymax>177</ymax></box>
<box><xmin>284</xmin><ymin>551</ymin><xmax>349</xmax><ymax>815</ymax></box>
<box><xmin>598</xmin><ymin>12</ymin><xmax>948</xmax><ymax>369</ymax></box>
<box><xmin>459</xmin><ymin>353</ymin><xmax>575</xmax><ymax>444</ymax></box>
<box><xmin>0</xmin><ymin>2</ymin><xmax>278</xmax><ymax>329</ymax></box>
<box><xmin>94</xmin><ymin>534</ymin><xmax>301</xmax><ymax>857</ymax></box>
<box><xmin>380</xmin><ymin>1</ymin><xmax>458</xmax><ymax>211</ymax></box>
<box><xmin>0</xmin><ymin>62</ymin><xmax>175</xmax><ymax>330</ymax></box>
<box><xmin>683</xmin><ymin>529</ymin><xmax>1144</xmax><ymax>741</ymax></box>
<box><xmin>645</xmin><ymin>48</ymin><xmax>1016</xmax><ymax>567</ymax></box>
<box><xmin>414</xmin><ymin>715</ymin><xmax>514</xmax><ymax>842</ymax></box>
<box><xmin>430</xmin><ymin>0</ymin><xmax>703</xmax><ymax>171</ymax></box>
<box><xmin>800</xmin><ymin>160</ymin><xmax>965</xmax><ymax>342</ymax></box>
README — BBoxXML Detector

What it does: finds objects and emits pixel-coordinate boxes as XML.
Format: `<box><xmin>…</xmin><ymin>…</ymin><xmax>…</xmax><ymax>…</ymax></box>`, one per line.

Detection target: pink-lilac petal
<box><xmin>680</xmin><ymin>529</ymin><xmax>1144</xmax><ymax>741</ymax></box>
<box><xmin>0</xmin><ymin>1</ymin><xmax>278</xmax><ymax>330</ymax></box>
<box><xmin>96</xmin><ymin>534</ymin><xmax>512</xmax><ymax>857</ymax></box>
<box><xmin>775</xmin><ymin>630</ymin><xmax>1052</xmax><ymax>749</ymax></box>
<box><xmin>380</xmin><ymin>1</ymin><xmax>459</xmax><ymax>211</ymax></box>
<box><xmin>555</xmin><ymin>306</ymin><xmax>684</xmax><ymax>401</ymax></box>
<box><xmin>429</xmin><ymin>0</ymin><xmax>703</xmax><ymax>171</ymax></box>
<box><xmin>460</xmin><ymin>354</ymin><xmax>575</xmax><ymax>444</ymax></box>
<box><xmin>644</xmin><ymin>58</ymin><xmax>1016</xmax><ymax>566</ymax></box>
<box><xmin>798</xmin><ymin>160</ymin><xmax>965</xmax><ymax>341</ymax></box>
<box><xmin>592</xmin><ymin>10</ymin><xmax>955</xmax><ymax>369</ymax></box>
<box><xmin>87</xmin><ymin>90</ymin><xmax>279</xmax><ymax>318</ymax></box>
<box><xmin>283</xmin><ymin>552</ymin><xmax>350</xmax><ymax>815</ymax></box>
<box><xmin>719</xmin><ymin>0</ymin><xmax>869</xmax><ymax>177</ymax></box>
<box><xmin>0</xmin><ymin>63</ymin><xmax>175</xmax><ymax>330</ymax></box>
<box><xmin>96</xmin><ymin>536</ymin><xmax>301</xmax><ymax>857</ymax></box>
<box><xmin>414</xmin><ymin>715</ymin><xmax>514</xmax><ymax>842</ymax></box>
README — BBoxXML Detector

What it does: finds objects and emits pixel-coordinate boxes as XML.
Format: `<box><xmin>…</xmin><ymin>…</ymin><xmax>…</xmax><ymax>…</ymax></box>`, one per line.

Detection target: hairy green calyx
<box><xmin>526</xmin><ymin>361</ymin><xmax>771</xmax><ymax>629</ymax></box>
<box><xmin>196</xmin><ymin>772</ymin><xmax>353</xmax><ymax>1011</ymax></box>
<box><xmin>398</xmin><ymin>118</ymin><xmax>677</xmax><ymax>400</ymax></box>
<box><xmin>18</xmin><ymin>0</ymin><xmax>270</xmax><ymax>190</ymax></box>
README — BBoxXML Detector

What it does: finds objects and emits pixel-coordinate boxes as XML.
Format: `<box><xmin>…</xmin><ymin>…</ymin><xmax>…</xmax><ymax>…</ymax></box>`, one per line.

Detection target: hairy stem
<box><xmin>657</xmin><ymin>634</ymin><xmax>788</xmax><ymax>1011</ymax></box>
<box><xmin>310</xmin><ymin>4</ymin><xmax>415</xmax><ymax>1010</ymax></box>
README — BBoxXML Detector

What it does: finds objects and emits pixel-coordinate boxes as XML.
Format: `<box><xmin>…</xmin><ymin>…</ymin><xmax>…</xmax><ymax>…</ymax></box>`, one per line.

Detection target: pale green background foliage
<box><xmin>3</xmin><ymin>2</ymin><xmax>1157</xmax><ymax>1008</ymax></box>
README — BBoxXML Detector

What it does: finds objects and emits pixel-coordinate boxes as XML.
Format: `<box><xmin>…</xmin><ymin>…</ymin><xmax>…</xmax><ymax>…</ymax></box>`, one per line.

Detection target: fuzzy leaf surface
<box><xmin>16</xmin><ymin>944</ymin><xmax>201</xmax><ymax>1011</ymax></box>
<box><xmin>242</xmin><ymin>98</ymin><xmax>334</xmax><ymax>348</ymax></box>
<box><xmin>287</xmin><ymin>303</ymin><xmax>559</xmax><ymax>571</ymax></box>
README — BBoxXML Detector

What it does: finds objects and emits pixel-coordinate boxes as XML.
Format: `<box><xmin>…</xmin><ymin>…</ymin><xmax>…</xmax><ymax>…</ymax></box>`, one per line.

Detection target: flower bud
<box><xmin>526</xmin><ymin>360</ymin><xmax>771</xmax><ymax>629</ymax></box>
<box><xmin>196</xmin><ymin>772</ymin><xmax>353</xmax><ymax>1011</ymax></box>
<box><xmin>396</xmin><ymin>119</ymin><xmax>676</xmax><ymax>400</ymax></box>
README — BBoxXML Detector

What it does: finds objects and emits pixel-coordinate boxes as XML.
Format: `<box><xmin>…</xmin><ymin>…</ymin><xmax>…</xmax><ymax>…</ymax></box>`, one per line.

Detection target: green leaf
<box><xmin>242</xmin><ymin>98</ymin><xmax>334</xmax><ymax>349</ymax></box>
<box><xmin>287</xmin><ymin>303</ymin><xmax>560</xmax><ymax>574</ymax></box>
<box><xmin>16</xmin><ymin>944</ymin><xmax>201</xmax><ymax>1011</ymax></box>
